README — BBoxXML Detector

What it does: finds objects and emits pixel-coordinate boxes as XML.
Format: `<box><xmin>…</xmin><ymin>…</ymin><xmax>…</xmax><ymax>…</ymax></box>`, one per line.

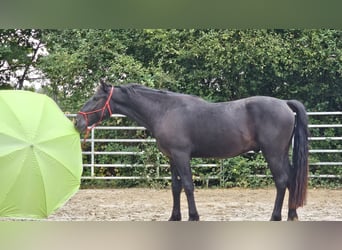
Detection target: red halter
<box><xmin>78</xmin><ymin>86</ymin><xmax>114</xmax><ymax>143</ymax></box>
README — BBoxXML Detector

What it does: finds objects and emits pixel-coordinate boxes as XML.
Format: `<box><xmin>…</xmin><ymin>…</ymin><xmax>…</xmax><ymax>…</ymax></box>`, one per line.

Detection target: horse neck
<box><xmin>112</xmin><ymin>88</ymin><xmax>164</xmax><ymax>133</ymax></box>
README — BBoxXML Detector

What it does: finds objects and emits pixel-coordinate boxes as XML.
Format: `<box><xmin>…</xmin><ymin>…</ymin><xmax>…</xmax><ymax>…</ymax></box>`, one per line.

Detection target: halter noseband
<box><xmin>78</xmin><ymin>86</ymin><xmax>114</xmax><ymax>141</ymax></box>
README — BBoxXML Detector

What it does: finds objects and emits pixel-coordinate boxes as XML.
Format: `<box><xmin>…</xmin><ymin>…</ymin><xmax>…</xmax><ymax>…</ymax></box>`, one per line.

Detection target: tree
<box><xmin>0</xmin><ymin>29</ymin><xmax>45</xmax><ymax>90</ymax></box>
<box><xmin>36</xmin><ymin>29</ymin><xmax>341</xmax><ymax>111</ymax></box>
<box><xmin>37</xmin><ymin>29</ymin><xmax>170</xmax><ymax>112</ymax></box>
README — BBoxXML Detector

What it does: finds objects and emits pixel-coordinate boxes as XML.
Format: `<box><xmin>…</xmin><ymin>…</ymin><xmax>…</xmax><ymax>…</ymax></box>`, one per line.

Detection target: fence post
<box><xmin>91</xmin><ymin>128</ymin><xmax>95</xmax><ymax>177</ymax></box>
<box><xmin>219</xmin><ymin>160</ymin><xmax>224</xmax><ymax>187</ymax></box>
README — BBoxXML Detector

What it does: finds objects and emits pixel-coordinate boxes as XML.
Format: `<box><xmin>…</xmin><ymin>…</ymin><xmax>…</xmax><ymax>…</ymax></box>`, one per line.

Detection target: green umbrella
<box><xmin>0</xmin><ymin>90</ymin><xmax>83</xmax><ymax>219</ymax></box>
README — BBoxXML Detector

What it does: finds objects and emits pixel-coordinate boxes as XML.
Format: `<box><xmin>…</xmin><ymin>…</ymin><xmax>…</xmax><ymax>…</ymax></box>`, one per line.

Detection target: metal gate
<box><xmin>67</xmin><ymin>112</ymin><xmax>342</xmax><ymax>180</ymax></box>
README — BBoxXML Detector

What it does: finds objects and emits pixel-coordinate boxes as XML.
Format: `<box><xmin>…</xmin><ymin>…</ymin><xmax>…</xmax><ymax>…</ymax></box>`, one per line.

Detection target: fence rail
<box><xmin>67</xmin><ymin>111</ymin><xmax>342</xmax><ymax>181</ymax></box>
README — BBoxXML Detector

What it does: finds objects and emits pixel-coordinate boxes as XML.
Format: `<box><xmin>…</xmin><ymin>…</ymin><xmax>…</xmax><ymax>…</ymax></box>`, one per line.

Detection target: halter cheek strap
<box><xmin>78</xmin><ymin>86</ymin><xmax>114</xmax><ymax>143</ymax></box>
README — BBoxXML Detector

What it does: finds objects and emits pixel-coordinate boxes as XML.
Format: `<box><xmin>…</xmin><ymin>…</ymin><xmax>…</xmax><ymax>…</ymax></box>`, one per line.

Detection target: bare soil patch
<box><xmin>47</xmin><ymin>188</ymin><xmax>342</xmax><ymax>221</ymax></box>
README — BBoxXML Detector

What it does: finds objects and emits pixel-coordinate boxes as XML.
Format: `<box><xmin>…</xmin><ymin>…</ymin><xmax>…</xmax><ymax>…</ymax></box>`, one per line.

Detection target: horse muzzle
<box><xmin>74</xmin><ymin>115</ymin><xmax>87</xmax><ymax>133</ymax></box>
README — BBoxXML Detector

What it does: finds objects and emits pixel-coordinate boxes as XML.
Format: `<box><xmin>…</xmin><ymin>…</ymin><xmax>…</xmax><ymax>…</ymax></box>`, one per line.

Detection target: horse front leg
<box><xmin>169</xmin><ymin>160</ymin><xmax>182</xmax><ymax>221</ymax></box>
<box><xmin>170</xmin><ymin>153</ymin><xmax>199</xmax><ymax>221</ymax></box>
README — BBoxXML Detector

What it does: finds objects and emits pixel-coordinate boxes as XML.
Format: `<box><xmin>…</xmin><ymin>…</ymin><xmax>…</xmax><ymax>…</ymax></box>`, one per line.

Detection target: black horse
<box><xmin>76</xmin><ymin>81</ymin><xmax>309</xmax><ymax>221</ymax></box>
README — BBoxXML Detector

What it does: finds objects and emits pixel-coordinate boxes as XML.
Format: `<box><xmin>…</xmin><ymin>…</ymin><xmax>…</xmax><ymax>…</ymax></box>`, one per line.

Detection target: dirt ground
<box><xmin>46</xmin><ymin>188</ymin><xmax>342</xmax><ymax>221</ymax></box>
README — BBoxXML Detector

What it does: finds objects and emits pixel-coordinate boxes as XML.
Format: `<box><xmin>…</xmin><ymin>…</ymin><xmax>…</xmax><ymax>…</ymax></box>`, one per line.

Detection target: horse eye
<box><xmin>92</xmin><ymin>96</ymin><xmax>99</xmax><ymax>101</ymax></box>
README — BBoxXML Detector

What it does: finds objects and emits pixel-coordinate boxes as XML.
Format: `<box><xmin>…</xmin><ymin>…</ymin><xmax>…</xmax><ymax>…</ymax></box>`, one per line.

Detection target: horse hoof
<box><xmin>188</xmin><ymin>215</ymin><xmax>200</xmax><ymax>221</ymax></box>
<box><xmin>168</xmin><ymin>214</ymin><xmax>182</xmax><ymax>221</ymax></box>
<box><xmin>270</xmin><ymin>215</ymin><xmax>282</xmax><ymax>221</ymax></box>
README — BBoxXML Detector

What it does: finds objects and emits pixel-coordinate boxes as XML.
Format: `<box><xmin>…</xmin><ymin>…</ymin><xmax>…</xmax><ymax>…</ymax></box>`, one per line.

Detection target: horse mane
<box><xmin>118</xmin><ymin>84</ymin><xmax>202</xmax><ymax>101</ymax></box>
<box><xmin>118</xmin><ymin>84</ymin><xmax>179</xmax><ymax>97</ymax></box>
<box><xmin>127</xmin><ymin>84</ymin><xmax>169</xmax><ymax>94</ymax></box>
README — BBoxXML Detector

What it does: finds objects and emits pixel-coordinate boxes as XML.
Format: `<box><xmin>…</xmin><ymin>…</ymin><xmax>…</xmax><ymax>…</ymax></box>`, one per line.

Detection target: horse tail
<box><xmin>286</xmin><ymin>100</ymin><xmax>309</xmax><ymax>209</ymax></box>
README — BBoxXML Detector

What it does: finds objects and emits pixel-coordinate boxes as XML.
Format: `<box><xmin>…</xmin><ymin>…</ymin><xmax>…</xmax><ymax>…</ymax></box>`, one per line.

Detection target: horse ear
<box><xmin>100</xmin><ymin>78</ymin><xmax>108</xmax><ymax>92</ymax></box>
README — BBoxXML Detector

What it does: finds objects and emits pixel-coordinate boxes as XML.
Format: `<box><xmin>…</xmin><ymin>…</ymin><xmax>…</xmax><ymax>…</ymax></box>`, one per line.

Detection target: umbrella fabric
<box><xmin>0</xmin><ymin>90</ymin><xmax>83</xmax><ymax>219</ymax></box>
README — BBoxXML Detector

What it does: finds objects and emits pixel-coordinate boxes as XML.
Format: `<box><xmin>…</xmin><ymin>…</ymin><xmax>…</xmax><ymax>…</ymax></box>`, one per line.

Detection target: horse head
<box><xmin>75</xmin><ymin>80</ymin><xmax>114</xmax><ymax>133</ymax></box>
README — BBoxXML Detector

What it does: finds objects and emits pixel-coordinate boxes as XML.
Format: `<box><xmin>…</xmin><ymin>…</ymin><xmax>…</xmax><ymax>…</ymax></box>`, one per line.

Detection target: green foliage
<box><xmin>0</xmin><ymin>29</ymin><xmax>43</xmax><ymax>90</ymax></box>
<box><xmin>219</xmin><ymin>155</ymin><xmax>272</xmax><ymax>188</ymax></box>
<box><xmin>32</xmin><ymin>29</ymin><xmax>342</xmax><ymax>112</ymax></box>
<box><xmin>37</xmin><ymin>29</ymin><xmax>171</xmax><ymax>112</ymax></box>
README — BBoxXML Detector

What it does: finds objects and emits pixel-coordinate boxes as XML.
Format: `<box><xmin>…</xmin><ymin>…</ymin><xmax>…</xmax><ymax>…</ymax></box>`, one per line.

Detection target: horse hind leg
<box><xmin>287</xmin><ymin>208</ymin><xmax>299</xmax><ymax>221</ymax></box>
<box><xmin>264</xmin><ymin>152</ymin><xmax>291</xmax><ymax>221</ymax></box>
<box><xmin>267</xmin><ymin>153</ymin><xmax>300</xmax><ymax>221</ymax></box>
<box><xmin>271</xmin><ymin>175</ymin><xmax>287</xmax><ymax>221</ymax></box>
<box><xmin>287</xmin><ymin>174</ymin><xmax>299</xmax><ymax>221</ymax></box>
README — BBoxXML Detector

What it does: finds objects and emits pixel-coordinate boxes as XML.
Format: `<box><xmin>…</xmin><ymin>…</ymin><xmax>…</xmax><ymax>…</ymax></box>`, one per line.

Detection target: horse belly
<box><xmin>191</xmin><ymin>147</ymin><xmax>242</xmax><ymax>158</ymax></box>
<box><xmin>188</xmin><ymin>113</ymin><xmax>256</xmax><ymax>158</ymax></box>
<box><xmin>190</xmin><ymin>133</ymin><xmax>254</xmax><ymax>158</ymax></box>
